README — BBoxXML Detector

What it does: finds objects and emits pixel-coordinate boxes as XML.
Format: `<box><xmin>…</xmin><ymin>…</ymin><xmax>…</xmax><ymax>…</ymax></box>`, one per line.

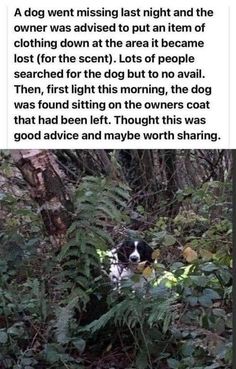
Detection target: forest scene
<box><xmin>0</xmin><ymin>149</ymin><xmax>232</xmax><ymax>369</ymax></box>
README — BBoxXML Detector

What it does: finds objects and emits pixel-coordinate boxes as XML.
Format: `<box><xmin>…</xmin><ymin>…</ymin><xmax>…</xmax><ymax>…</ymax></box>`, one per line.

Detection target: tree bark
<box><xmin>11</xmin><ymin>150</ymin><xmax>73</xmax><ymax>248</ymax></box>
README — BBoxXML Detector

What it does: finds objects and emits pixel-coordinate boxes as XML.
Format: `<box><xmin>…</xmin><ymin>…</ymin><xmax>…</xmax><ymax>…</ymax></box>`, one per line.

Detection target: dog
<box><xmin>109</xmin><ymin>239</ymin><xmax>155</xmax><ymax>289</ymax></box>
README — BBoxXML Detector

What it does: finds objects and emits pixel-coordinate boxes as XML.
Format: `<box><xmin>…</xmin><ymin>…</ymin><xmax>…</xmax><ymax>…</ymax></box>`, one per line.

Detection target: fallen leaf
<box><xmin>152</xmin><ymin>249</ymin><xmax>160</xmax><ymax>260</ymax></box>
<box><xmin>136</xmin><ymin>261</ymin><xmax>147</xmax><ymax>272</ymax></box>
<box><xmin>143</xmin><ymin>266</ymin><xmax>153</xmax><ymax>278</ymax></box>
<box><xmin>183</xmin><ymin>246</ymin><xmax>198</xmax><ymax>262</ymax></box>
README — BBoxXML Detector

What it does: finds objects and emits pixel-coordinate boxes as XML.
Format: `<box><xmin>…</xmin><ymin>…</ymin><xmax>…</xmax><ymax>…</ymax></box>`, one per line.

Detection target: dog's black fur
<box><xmin>109</xmin><ymin>239</ymin><xmax>154</xmax><ymax>287</ymax></box>
<box><xmin>117</xmin><ymin>239</ymin><xmax>153</xmax><ymax>264</ymax></box>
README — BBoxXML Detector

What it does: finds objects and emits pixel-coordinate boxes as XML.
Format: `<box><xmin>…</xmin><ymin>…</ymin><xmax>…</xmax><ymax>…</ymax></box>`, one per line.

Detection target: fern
<box><xmin>57</xmin><ymin>176</ymin><xmax>130</xmax><ymax>309</ymax></box>
<box><xmin>81</xmin><ymin>291</ymin><xmax>177</xmax><ymax>335</ymax></box>
<box><xmin>147</xmin><ymin>295</ymin><xmax>177</xmax><ymax>328</ymax></box>
<box><xmin>55</xmin><ymin>296</ymin><xmax>79</xmax><ymax>344</ymax></box>
<box><xmin>80</xmin><ymin>300</ymin><xmax>129</xmax><ymax>333</ymax></box>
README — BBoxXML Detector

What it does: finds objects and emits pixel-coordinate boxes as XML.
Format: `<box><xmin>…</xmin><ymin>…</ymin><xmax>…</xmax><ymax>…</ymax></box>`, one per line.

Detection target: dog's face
<box><xmin>117</xmin><ymin>239</ymin><xmax>153</xmax><ymax>265</ymax></box>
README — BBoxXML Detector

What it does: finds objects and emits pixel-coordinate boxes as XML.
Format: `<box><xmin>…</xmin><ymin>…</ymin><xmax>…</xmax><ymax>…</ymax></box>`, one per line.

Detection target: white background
<box><xmin>0</xmin><ymin>0</ymin><xmax>235</xmax><ymax>149</ymax></box>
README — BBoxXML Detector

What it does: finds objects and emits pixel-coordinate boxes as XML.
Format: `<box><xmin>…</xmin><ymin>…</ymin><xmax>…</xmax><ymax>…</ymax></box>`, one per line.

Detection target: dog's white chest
<box><xmin>109</xmin><ymin>263</ymin><xmax>154</xmax><ymax>289</ymax></box>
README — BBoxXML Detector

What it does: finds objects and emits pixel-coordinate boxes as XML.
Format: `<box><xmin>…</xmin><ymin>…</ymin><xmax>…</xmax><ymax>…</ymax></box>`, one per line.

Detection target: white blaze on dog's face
<box><xmin>109</xmin><ymin>239</ymin><xmax>154</xmax><ymax>288</ymax></box>
<box><xmin>129</xmin><ymin>241</ymin><xmax>141</xmax><ymax>264</ymax></box>
<box><xmin>117</xmin><ymin>239</ymin><xmax>153</xmax><ymax>265</ymax></box>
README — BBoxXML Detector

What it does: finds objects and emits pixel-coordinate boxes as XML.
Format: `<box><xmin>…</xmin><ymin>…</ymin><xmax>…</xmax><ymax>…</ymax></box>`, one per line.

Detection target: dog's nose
<box><xmin>130</xmin><ymin>255</ymin><xmax>139</xmax><ymax>263</ymax></box>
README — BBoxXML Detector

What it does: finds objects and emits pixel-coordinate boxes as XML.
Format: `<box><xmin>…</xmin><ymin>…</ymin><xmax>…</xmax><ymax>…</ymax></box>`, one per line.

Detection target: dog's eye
<box><xmin>127</xmin><ymin>246</ymin><xmax>134</xmax><ymax>252</ymax></box>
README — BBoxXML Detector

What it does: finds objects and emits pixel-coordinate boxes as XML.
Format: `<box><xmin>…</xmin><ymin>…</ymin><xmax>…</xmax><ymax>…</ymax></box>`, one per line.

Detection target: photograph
<box><xmin>0</xmin><ymin>149</ymin><xmax>232</xmax><ymax>369</ymax></box>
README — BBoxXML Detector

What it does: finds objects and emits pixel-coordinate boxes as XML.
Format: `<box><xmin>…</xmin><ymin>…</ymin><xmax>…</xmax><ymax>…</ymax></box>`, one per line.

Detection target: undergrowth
<box><xmin>0</xmin><ymin>175</ymin><xmax>232</xmax><ymax>369</ymax></box>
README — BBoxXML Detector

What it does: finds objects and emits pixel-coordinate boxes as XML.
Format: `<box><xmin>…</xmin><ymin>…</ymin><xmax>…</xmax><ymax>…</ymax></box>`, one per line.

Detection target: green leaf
<box><xmin>20</xmin><ymin>358</ymin><xmax>37</xmax><ymax>366</ymax></box>
<box><xmin>163</xmin><ymin>235</ymin><xmax>176</xmax><ymax>247</ymax></box>
<box><xmin>151</xmin><ymin>285</ymin><xmax>170</xmax><ymax>299</ymax></box>
<box><xmin>181</xmin><ymin>342</ymin><xmax>194</xmax><ymax>357</ymax></box>
<box><xmin>204</xmin><ymin>363</ymin><xmax>221</xmax><ymax>369</ymax></box>
<box><xmin>163</xmin><ymin>312</ymin><xmax>172</xmax><ymax>334</ymax></box>
<box><xmin>167</xmin><ymin>358</ymin><xmax>180</xmax><ymax>369</ymax></box>
<box><xmin>72</xmin><ymin>338</ymin><xmax>86</xmax><ymax>353</ymax></box>
<box><xmin>0</xmin><ymin>260</ymin><xmax>7</xmax><ymax>273</ymax></box>
<box><xmin>44</xmin><ymin>344</ymin><xmax>63</xmax><ymax>364</ymax></box>
<box><xmin>170</xmin><ymin>262</ymin><xmax>184</xmax><ymax>271</ymax></box>
<box><xmin>218</xmin><ymin>268</ymin><xmax>232</xmax><ymax>285</ymax></box>
<box><xmin>200</xmin><ymin>263</ymin><xmax>218</xmax><ymax>272</ymax></box>
<box><xmin>111</xmin><ymin>185</ymin><xmax>130</xmax><ymax>200</ymax></box>
<box><xmin>152</xmin><ymin>230</ymin><xmax>167</xmax><ymax>242</ymax></box>
<box><xmin>212</xmin><ymin>308</ymin><xmax>226</xmax><ymax>317</ymax></box>
<box><xmin>186</xmin><ymin>296</ymin><xmax>198</xmax><ymax>306</ymax></box>
<box><xmin>199</xmin><ymin>295</ymin><xmax>212</xmax><ymax>307</ymax></box>
<box><xmin>203</xmin><ymin>288</ymin><xmax>220</xmax><ymax>300</ymax></box>
<box><xmin>0</xmin><ymin>331</ymin><xmax>8</xmax><ymax>344</ymax></box>
<box><xmin>7</xmin><ymin>323</ymin><xmax>25</xmax><ymax>337</ymax></box>
<box><xmin>224</xmin><ymin>344</ymin><xmax>233</xmax><ymax>363</ymax></box>
<box><xmin>0</xmin><ymin>192</ymin><xmax>6</xmax><ymax>201</ymax></box>
<box><xmin>191</xmin><ymin>275</ymin><xmax>208</xmax><ymax>287</ymax></box>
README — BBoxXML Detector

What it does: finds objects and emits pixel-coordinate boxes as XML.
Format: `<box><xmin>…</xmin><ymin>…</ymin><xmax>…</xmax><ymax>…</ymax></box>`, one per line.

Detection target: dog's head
<box><xmin>117</xmin><ymin>239</ymin><xmax>153</xmax><ymax>265</ymax></box>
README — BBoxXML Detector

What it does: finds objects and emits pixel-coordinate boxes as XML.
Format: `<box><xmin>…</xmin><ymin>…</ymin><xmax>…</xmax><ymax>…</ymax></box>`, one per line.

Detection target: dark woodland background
<box><xmin>0</xmin><ymin>149</ymin><xmax>232</xmax><ymax>369</ymax></box>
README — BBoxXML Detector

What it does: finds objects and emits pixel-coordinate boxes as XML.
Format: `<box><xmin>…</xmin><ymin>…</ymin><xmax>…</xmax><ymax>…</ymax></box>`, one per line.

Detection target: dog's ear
<box><xmin>117</xmin><ymin>242</ymin><xmax>128</xmax><ymax>263</ymax></box>
<box><xmin>143</xmin><ymin>242</ymin><xmax>153</xmax><ymax>263</ymax></box>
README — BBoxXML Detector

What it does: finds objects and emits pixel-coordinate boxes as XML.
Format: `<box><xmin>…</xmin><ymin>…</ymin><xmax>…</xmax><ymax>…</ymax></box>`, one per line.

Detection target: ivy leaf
<box><xmin>218</xmin><ymin>268</ymin><xmax>232</xmax><ymax>285</ymax></box>
<box><xmin>152</xmin><ymin>230</ymin><xmax>166</xmax><ymax>242</ymax></box>
<box><xmin>200</xmin><ymin>263</ymin><xmax>218</xmax><ymax>272</ymax></box>
<box><xmin>191</xmin><ymin>275</ymin><xmax>208</xmax><ymax>287</ymax></box>
<box><xmin>186</xmin><ymin>296</ymin><xmax>198</xmax><ymax>306</ymax></box>
<box><xmin>199</xmin><ymin>294</ymin><xmax>212</xmax><ymax>307</ymax></box>
<box><xmin>163</xmin><ymin>235</ymin><xmax>176</xmax><ymax>247</ymax></box>
<box><xmin>203</xmin><ymin>288</ymin><xmax>220</xmax><ymax>300</ymax></box>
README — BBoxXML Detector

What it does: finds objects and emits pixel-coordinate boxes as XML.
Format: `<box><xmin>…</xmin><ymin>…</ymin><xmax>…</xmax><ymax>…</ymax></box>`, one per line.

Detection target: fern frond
<box><xmin>59</xmin><ymin>176</ymin><xmax>130</xmax><ymax>309</ymax></box>
<box><xmin>111</xmin><ymin>185</ymin><xmax>130</xmax><ymax>200</ymax></box>
<box><xmin>55</xmin><ymin>296</ymin><xmax>79</xmax><ymax>344</ymax></box>
<box><xmin>81</xmin><ymin>300</ymin><xmax>128</xmax><ymax>333</ymax></box>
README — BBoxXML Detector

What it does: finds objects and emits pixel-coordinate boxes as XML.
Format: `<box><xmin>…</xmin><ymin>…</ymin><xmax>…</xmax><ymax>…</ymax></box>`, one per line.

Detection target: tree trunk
<box><xmin>164</xmin><ymin>150</ymin><xmax>179</xmax><ymax>217</ymax></box>
<box><xmin>11</xmin><ymin>150</ymin><xmax>73</xmax><ymax>248</ymax></box>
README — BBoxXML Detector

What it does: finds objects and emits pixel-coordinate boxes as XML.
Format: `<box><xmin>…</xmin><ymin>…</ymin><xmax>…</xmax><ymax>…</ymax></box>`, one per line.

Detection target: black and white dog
<box><xmin>109</xmin><ymin>239</ymin><xmax>155</xmax><ymax>288</ymax></box>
